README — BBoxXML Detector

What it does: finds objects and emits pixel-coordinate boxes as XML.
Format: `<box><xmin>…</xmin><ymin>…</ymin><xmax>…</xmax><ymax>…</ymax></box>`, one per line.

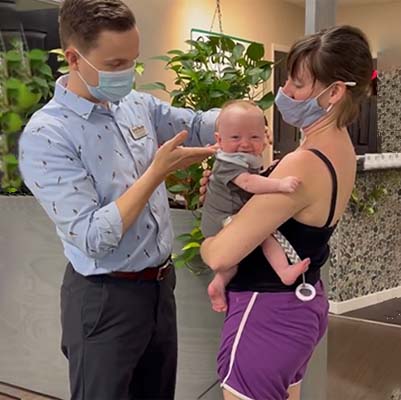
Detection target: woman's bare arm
<box><xmin>200</xmin><ymin>151</ymin><xmax>313</xmax><ymax>271</ymax></box>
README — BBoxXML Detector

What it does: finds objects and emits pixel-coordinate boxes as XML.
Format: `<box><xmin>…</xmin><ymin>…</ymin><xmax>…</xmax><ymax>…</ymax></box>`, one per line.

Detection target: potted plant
<box><xmin>0</xmin><ymin>37</ymin><xmax>54</xmax><ymax>194</ymax></box>
<box><xmin>141</xmin><ymin>32</ymin><xmax>275</xmax><ymax>272</ymax></box>
<box><xmin>0</xmin><ymin>34</ymin><xmax>74</xmax><ymax>398</ymax></box>
<box><xmin>140</xmin><ymin>33</ymin><xmax>276</xmax><ymax>398</ymax></box>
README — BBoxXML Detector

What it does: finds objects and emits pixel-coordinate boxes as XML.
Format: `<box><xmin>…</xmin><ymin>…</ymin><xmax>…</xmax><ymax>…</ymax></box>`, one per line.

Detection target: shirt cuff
<box><xmin>95</xmin><ymin>201</ymin><xmax>123</xmax><ymax>250</ymax></box>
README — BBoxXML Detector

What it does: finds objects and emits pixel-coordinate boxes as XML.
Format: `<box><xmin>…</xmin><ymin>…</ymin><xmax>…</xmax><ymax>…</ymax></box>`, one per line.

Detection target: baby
<box><xmin>201</xmin><ymin>100</ymin><xmax>310</xmax><ymax>312</ymax></box>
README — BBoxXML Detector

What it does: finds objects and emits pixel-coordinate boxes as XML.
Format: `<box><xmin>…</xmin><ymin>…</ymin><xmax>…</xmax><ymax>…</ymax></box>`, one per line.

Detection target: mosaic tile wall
<box><xmin>328</xmin><ymin>68</ymin><xmax>401</xmax><ymax>302</ymax></box>
<box><xmin>378</xmin><ymin>69</ymin><xmax>401</xmax><ymax>152</ymax></box>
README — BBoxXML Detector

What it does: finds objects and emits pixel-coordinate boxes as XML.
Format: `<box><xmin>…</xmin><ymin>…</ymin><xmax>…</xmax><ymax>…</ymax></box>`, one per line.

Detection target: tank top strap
<box><xmin>307</xmin><ymin>148</ymin><xmax>338</xmax><ymax>228</ymax></box>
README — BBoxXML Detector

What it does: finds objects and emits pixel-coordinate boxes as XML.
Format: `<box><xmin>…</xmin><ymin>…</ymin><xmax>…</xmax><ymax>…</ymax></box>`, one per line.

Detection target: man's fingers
<box><xmin>206</xmin><ymin>143</ymin><xmax>220</xmax><ymax>151</ymax></box>
<box><xmin>167</xmin><ymin>130</ymin><xmax>189</xmax><ymax>148</ymax></box>
<box><xmin>177</xmin><ymin>146</ymin><xmax>216</xmax><ymax>162</ymax></box>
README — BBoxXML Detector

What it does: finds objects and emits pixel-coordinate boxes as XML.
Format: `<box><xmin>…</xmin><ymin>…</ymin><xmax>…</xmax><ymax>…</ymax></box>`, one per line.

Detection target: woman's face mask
<box><xmin>76</xmin><ymin>50</ymin><xmax>136</xmax><ymax>103</ymax></box>
<box><xmin>274</xmin><ymin>81</ymin><xmax>356</xmax><ymax>129</ymax></box>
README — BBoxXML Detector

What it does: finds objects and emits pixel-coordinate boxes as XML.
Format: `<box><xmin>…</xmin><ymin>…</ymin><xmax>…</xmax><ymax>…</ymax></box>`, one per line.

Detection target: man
<box><xmin>19</xmin><ymin>1</ymin><xmax>217</xmax><ymax>399</ymax></box>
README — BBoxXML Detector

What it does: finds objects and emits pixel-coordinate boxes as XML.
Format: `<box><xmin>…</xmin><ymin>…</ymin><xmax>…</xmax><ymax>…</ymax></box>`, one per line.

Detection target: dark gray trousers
<box><xmin>60</xmin><ymin>263</ymin><xmax>177</xmax><ymax>400</ymax></box>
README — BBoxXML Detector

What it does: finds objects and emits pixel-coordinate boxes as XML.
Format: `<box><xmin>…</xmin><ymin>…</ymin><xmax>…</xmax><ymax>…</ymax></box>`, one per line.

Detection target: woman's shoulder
<box><xmin>268</xmin><ymin>150</ymin><xmax>323</xmax><ymax>179</ymax></box>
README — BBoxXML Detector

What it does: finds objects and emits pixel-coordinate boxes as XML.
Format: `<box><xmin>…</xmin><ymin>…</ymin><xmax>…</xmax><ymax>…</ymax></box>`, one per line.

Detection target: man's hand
<box><xmin>151</xmin><ymin>131</ymin><xmax>216</xmax><ymax>179</ymax></box>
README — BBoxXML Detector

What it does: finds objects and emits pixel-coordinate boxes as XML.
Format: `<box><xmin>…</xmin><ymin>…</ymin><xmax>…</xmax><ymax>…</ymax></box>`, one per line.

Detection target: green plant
<box><xmin>142</xmin><ymin>33</ymin><xmax>275</xmax><ymax>269</ymax></box>
<box><xmin>0</xmin><ymin>37</ymin><xmax>55</xmax><ymax>193</ymax></box>
<box><xmin>350</xmin><ymin>184</ymin><xmax>388</xmax><ymax>216</ymax></box>
<box><xmin>142</xmin><ymin>35</ymin><xmax>274</xmax><ymax>111</ymax></box>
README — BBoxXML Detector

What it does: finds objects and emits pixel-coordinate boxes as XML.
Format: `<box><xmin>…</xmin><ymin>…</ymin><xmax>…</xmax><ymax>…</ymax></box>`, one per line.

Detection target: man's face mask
<box><xmin>76</xmin><ymin>50</ymin><xmax>136</xmax><ymax>103</ymax></box>
<box><xmin>274</xmin><ymin>81</ymin><xmax>356</xmax><ymax>129</ymax></box>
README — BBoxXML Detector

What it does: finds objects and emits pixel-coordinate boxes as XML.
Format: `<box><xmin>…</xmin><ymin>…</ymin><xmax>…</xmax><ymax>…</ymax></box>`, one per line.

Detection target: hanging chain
<box><xmin>210</xmin><ymin>0</ymin><xmax>223</xmax><ymax>33</ymax></box>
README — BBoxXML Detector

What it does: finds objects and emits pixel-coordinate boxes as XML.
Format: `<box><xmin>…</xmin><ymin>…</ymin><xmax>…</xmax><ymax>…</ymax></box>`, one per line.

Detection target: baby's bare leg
<box><xmin>262</xmin><ymin>236</ymin><xmax>310</xmax><ymax>285</ymax></box>
<box><xmin>208</xmin><ymin>267</ymin><xmax>238</xmax><ymax>312</ymax></box>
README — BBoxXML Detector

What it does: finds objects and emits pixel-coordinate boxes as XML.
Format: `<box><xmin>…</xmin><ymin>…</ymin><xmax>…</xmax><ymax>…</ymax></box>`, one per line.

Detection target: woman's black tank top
<box><xmin>227</xmin><ymin>149</ymin><xmax>338</xmax><ymax>292</ymax></box>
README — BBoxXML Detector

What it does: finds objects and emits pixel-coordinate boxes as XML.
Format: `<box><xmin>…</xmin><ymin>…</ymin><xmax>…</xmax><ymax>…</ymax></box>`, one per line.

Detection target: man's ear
<box><xmin>64</xmin><ymin>47</ymin><xmax>80</xmax><ymax>71</ymax></box>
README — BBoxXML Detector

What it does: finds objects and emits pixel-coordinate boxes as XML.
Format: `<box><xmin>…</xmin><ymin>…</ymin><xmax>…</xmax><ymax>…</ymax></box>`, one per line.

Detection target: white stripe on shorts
<box><xmin>221</xmin><ymin>383</ymin><xmax>255</xmax><ymax>400</ymax></box>
<box><xmin>222</xmin><ymin>292</ymin><xmax>259</xmax><ymax>387</ymax></box>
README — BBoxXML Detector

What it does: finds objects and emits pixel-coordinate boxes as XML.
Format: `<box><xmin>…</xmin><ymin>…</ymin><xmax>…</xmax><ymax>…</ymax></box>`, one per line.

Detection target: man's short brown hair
<box><xmin>59</xmin><ymin>0</ymin><xmax>136</xmax><ymax>53</ymax></box>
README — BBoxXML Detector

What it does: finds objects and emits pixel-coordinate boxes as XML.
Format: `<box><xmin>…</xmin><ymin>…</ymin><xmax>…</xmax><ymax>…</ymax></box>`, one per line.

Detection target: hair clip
<box><xmin>371</xmin><ymin>70</ymin><xmax>378</xmax><ymax>80</ymax></box>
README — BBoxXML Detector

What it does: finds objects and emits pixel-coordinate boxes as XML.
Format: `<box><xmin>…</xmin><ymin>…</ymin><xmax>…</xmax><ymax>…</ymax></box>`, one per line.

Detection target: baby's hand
<box><xmin>279</xmin><ymin>176</ymin><xmax>301</xmax><ymax>193</ymax></box>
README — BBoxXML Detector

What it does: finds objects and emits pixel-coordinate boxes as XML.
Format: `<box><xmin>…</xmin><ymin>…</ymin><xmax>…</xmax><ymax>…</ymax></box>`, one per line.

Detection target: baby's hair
<box><xmin>216</xmin><ymin>99</ymin><xmax>264</xmax><ymax>130</ymax></box>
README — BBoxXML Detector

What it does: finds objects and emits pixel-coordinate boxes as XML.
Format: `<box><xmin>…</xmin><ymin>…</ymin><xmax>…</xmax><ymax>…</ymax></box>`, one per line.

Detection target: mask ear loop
<box><xmin>325</xmin><ymin>81</ymin><xmax>357</xmax><ymax>113</ymax></box>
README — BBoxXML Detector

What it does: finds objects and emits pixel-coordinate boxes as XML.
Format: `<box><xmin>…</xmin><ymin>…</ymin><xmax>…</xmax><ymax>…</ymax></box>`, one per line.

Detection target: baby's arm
<box><xmin>233</xmin><ymin>173</ymin><xmax>301</xmax><ymax>194</ymax></box>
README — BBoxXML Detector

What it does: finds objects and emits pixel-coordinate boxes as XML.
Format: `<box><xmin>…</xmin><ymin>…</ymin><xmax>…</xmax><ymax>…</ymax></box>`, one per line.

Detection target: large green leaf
<box><xmin>151</xmin><ymin>55</ymin><xmax>171</xmax><ymax>62</ymax></box>
<box><xmin>28</xmin><ymin>49</ymin><xmax>47</xmax><ymax>62</ymax></box>
<box><xmin>31</xmin><ymin>76</ymin><xmax>49</xmax><ymax>89</ymax></box>
<box><xmin>176</xmin><ymin>233</ymin><xmax>193</xmax><ymax>242</ymax></box>
<box><xmin>247</xmin><ymin>67</ymin><xmax>264</xmax><ymax>76</ymax></box>
<box><xmin>3</xmin><ymin>153</ymin><xmax>18</xmax><ymax>167</ymax></box>
<box><xmin>5</xmin><ymin>50</ymin><xmax>22</xmax><ymax>63</ymax></box>
<box><xmin>168</xmin><ymin>183</ymin><xmax>191</xmax><ymax>193</ymax></box>
<box><xmin>182</xmin><ymin>242</ymin><xmax>201</xmax><ymax>251</ymax></box>
<box><xmin>5</xmin><ymin>78</ymin><xmax>22</xmax><ymax>91</ymax></box>
<box><xmin>256</xmin><ymin>91</ymin><xmax>275</xmax><ymax>110</ymax></box>
<box><xmin>1</xmin><ymin>111</ymin><xmax>23</xmax><ymax>133</ymax></box>
<box><xmin>173</xmin><ymin>169</ymin><xmax>188</xmax><ymax>180</ymax></box>
<box><xmin>139</xmin><ymin>82</ymin><xmax>167</xmax><ymax>91</ymax></box>
<box><xmin>38</xmin><ymin>64</ymin><xmax>54</xmax><ymax>78</ymax></box>
<box><xmin>246</xmin><ymin>42</ymin><xmax>265</xmax><ymax>61</ymax></box>
<box><xmin>232</xmin><ymin>44</ymin><xmax>245</xmax><ymax>61</ymax></box>
<box><xmin>261</xmin><ymin>66</ymin><xmax>272</xmax><ymax>81</ymax></box>
<box><xmin>14</xmin><ymin>83</ymin><xmax>42</xmax><ymax>111</ymax></box>
<box><xmin>220</xmin><ymin>37</ymin><xmax>235</xmax><ymax>52</ymax></box>
<box><xmin>167</xmin><ymin>49</ymin><xmax>184</xmax><ymax>56</ymax></box>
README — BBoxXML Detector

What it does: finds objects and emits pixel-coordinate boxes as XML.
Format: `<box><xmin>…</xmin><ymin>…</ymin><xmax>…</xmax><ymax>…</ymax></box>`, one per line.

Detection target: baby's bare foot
<box><xmin>280</xmin><ymin>258</ymin><xmax>310</xmax><ymax>286</ymax></box>
<box><xmin>207</xmin><ymin>281</ymin><xmax>227</xmax><ymax>312</ymax></box>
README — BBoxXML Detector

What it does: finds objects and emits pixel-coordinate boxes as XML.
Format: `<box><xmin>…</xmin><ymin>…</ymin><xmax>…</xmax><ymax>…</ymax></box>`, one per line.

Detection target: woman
<box><xmin>200</xmin><ymin>25</ymin><xmax>374</xmax><ymax>400</ymax></box>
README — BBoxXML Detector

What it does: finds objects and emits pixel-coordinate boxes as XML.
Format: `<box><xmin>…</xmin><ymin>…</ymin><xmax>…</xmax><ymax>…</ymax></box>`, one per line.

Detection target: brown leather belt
<box><xmin>109</xmin><ymin>258</ymin><xmax>173</xmax><ymax>281</ymax></box>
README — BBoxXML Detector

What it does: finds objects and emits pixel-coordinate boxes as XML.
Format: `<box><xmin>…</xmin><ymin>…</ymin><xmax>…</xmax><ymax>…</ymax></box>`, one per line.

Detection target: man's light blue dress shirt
<box><xmin>19</xmin><ymin>75</ymin><xmax>217</xmax><ymax>275</ymax></box>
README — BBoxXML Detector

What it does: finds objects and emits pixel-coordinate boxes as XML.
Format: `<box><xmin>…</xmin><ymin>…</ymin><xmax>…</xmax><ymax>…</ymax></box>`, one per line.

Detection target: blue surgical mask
<box><xmin>274</xmin><ymin>81</ymin><xmax>356</xmax><ymax>129</ymax></box>
<box><xmin>76</xmin><ymin>51</ymin><xmax>135</xmax><ymax>102</ymax></box>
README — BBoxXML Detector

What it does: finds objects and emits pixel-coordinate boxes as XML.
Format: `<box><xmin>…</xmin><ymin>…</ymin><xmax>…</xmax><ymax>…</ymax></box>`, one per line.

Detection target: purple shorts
<box><xmin>217</xmin><ymin>280</ymin><xmax>329</xmax><ymax>400</ymax></box>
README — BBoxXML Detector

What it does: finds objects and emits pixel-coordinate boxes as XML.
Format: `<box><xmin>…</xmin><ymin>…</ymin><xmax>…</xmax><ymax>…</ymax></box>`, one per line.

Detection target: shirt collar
<box><xmin>54</xmin><ymin>75</ymin><xmax>98</xmax><ymax>120</ymax></box>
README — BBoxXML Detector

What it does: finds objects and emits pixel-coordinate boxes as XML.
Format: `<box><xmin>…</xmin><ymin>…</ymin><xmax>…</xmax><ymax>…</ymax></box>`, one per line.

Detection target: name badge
<box><xmin>130</xmin><ymin>125</ymin><xmax>147</xmax><ymax>140</ymax></box>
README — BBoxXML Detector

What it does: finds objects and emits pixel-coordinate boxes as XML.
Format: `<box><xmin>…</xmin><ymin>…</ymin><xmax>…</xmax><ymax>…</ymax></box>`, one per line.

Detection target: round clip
<box><xmin>295</xmin><ymin>283</ymin><xmax>316</xmax><ymax>302</ymax></box>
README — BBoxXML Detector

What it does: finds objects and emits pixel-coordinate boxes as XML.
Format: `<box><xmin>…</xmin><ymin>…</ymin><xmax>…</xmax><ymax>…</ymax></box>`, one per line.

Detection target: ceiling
<box><xmin>285</xmin><ymin>0</ymin><xmax>400</xmax><ymax>7</ymax></box>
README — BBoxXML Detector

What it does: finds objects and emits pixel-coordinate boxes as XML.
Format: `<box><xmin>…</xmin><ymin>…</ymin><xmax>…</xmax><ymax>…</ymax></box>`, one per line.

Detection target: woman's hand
<box><xmin>199</xmin><ymin>169</ymin><xmax>212</xmax><ymax>204</ymax></box>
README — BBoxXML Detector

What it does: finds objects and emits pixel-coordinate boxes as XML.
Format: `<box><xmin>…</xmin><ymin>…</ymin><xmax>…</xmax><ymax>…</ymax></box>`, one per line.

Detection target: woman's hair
<box><xmin>286</xmin><ymin>25</ymin><xmax>374</xmax><ymax>128</ymax></box>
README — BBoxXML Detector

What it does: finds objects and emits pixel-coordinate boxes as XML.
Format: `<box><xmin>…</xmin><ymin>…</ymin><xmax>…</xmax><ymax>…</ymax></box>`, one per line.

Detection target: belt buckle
<box><xmin>156</xmin><ymin>260</ymin><xmax>170</xmax><ymax>281</ymax></box>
